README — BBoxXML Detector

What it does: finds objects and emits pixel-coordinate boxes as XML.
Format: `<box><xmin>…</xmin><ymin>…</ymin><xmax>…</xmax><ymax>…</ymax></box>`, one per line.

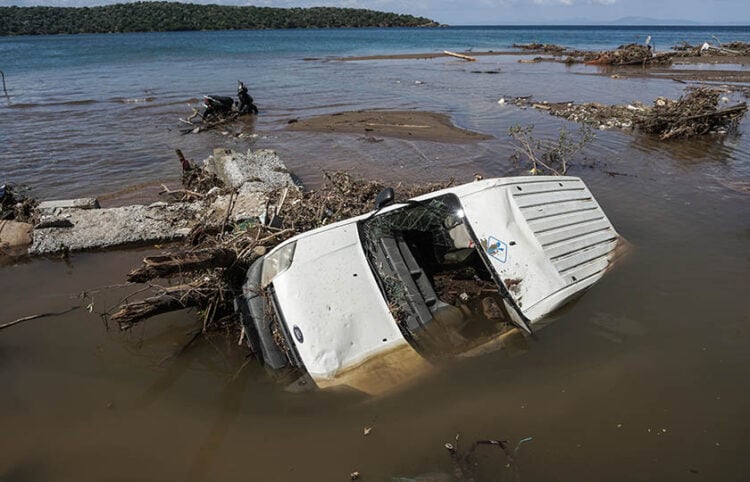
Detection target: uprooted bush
<box><xmin>508</xmin><ymin>124</ymin><xmax>595</xmax><ymax>176</ymax></box>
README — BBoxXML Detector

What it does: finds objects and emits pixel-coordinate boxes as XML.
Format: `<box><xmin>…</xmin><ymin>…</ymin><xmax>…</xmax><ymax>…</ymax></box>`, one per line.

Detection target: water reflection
<box><xmin>630</xmin><ymin>130</ymin><xmax>740</xmax><ymax>164</ymax></box>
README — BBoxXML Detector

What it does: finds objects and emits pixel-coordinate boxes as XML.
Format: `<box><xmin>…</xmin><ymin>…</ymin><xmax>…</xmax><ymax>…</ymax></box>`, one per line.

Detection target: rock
<box><xmin>0</xmin><ymin>220</ymin><xmax>33</xmax><ymax>255</ymax></box>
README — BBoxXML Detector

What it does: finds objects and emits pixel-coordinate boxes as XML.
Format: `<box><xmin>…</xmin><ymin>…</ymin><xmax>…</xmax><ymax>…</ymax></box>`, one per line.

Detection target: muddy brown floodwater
<box><xmin>3</xmin><ymin>54</ymin><xmax>750</xmax><ymax>482</ymax></box>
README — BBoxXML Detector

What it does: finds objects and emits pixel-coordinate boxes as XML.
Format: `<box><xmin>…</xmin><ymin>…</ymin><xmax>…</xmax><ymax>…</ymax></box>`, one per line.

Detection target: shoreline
<box><xmin>334</xmin><ymin>48</ymin><xmax>750</xmax><ymax>64</ymax></box>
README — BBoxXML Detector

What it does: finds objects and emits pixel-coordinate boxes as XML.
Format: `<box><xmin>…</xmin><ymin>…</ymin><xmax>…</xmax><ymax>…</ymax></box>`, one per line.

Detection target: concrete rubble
<box><xmin>19</xmin><ymin>149</ymin><xmax>295</xmax><ymax>256</ymax></box>
<box><xmin>37</xmin><ymin>197</ymin><xmax>100</xmax><ymax>213</ymax></box>
<box><xmin>204</xmin><ymin>148</ymin><xmax>294</xmax><ymax>190</ymax></box>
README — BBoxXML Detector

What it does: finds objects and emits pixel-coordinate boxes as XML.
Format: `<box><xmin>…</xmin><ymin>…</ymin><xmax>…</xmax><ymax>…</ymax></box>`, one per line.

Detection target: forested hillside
<box><xmin>0</xmin><ymin>2</ymin><xmax>439</xmax><ymax>36</ymax></box>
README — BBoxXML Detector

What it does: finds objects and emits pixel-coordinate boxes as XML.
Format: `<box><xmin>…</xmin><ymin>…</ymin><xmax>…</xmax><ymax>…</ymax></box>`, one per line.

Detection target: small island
<box><xmin>0</xmin><ymin>1</ymin><xmax>440</xmax><ymax>36</ymax></box>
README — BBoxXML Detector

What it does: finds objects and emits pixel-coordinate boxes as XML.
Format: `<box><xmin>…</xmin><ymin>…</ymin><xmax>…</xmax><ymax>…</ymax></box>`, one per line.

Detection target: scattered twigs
<box><xmin>179</xmin><ymin>106</ymin><xmax>201</xmax><ymax>125</ymax></box>
<box><xmin>159</xmin><ymin>183</ymin><xmax>205</xmax><ymax>200</ymax></box>
<box><xmin>257</xmin><ymin>228</ymin><xmax>294</xmax><ymax>246</ymax></box>
<box><xmin>465</xmin><ymin>439</ymin><xmax>514</xmax><ymax>464</ymax></box>
<box><xmin>1</xmin><ymin>306</ymin><xmax>80</xmax><ymax>331</ymax></box>
<box><xmin>444</xmin><ymin>434</ymin><xmax>527</xmax><ymax>482</ymax></box>
<box><xmin>219</xmin><ymin>191</ymin><xmax>237</xmax><ymax>237</ymax></box>
<box><xmin>180</xmin><ymin>111</ymin><xmax>239</xmax><ymax>134</ymax></box>
<box><xmin>111</xmin><ymin>283</ymin><xmax>212</xmax><ymax>328</ymax></box>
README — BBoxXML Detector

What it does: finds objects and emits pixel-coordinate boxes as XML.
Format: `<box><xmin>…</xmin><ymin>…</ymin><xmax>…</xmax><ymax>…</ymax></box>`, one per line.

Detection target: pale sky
<box><xmin>1</xmin><ymin>0</ymin><xmax>748</xmax><ymax>25</ymax></box>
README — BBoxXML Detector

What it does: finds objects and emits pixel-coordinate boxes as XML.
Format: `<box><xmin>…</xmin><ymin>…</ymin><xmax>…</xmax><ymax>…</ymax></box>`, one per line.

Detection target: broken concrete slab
<box><xmin>37</xmin><ymin>197</ymin><xmax>100</xmax><ymax>213</ymax></box>
<box><xmin>24</xmin><ymin>148</ymin><xmax>293</xmax><ymax>256</ymax></box>
<box><xmin>209</xmin><ymin>184</ymin><xmax>268</xmax><ymax>224</ymax></box>
<box><xmin>0</xmin><ymin>220</ymin><xmax>33</xmax><ymax>255</ymax></box>
<box><xmin>29</xmin><ymin>203</ymin><xmax>204</xmax><ymax>255</ymax></box>
<box><xmin>204</xmin><ymin>148</ymin><xmax>295</xmax><ymax>190</ymax></box>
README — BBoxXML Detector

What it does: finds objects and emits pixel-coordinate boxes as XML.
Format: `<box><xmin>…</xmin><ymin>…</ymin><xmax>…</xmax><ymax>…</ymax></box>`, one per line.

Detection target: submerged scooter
<box><xmin>201</xmin><ymin>80</ymin><xmax>258</xmax><ymax>121</ymax></box>
<box><xmin>237</xmin><ymin>81</ymin><xmax>259</xmax><ymax>115</ymax></box>
<box><xmin>201</xmin><ymin>94</ymin><xmax>234</xmax><ymax>121</ymax></box>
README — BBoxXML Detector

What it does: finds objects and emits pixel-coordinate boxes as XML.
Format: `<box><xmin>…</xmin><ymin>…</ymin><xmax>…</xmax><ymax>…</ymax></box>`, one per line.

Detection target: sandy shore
<box><xmin>607</xmin><ymin>66</ymin><xmax>750</xmax><ymax>83</ymax></box>
<box><xmin>286</xmin><ymin>110</ymin><xmax>492</xmax><ymax>142</ymax></box>
<box><xmin>333</xmin><ymin>50</ymin><xmax>515</xmax><ymax>61</ymax></box>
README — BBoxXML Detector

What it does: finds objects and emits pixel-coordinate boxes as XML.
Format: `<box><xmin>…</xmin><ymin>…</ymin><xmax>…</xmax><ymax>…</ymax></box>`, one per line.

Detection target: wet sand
<box><xmin>335</xmin><ymin>50</ymin><xmax>515</xmax><ymax>61</ymax></box>
<box><xmin>286</xmin><ymin>110</ymin><xmax>493</xmax><ymax>142</ymax></box>
<box><xmin>582</xmin><ymin>64</ymin><xmax>750</xmax><ymax>84</ymax></box>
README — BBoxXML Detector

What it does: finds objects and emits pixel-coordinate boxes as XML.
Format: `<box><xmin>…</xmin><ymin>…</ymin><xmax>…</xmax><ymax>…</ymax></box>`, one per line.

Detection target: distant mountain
<box><xmin>608</xmin><ymin>16</ymin><xmax>702</xmax><ymax>26</ymax></box>
<box><xmin>481</xmin><ymin>16</ymin><xmax>727</xmax><ymax>26</ymax></box>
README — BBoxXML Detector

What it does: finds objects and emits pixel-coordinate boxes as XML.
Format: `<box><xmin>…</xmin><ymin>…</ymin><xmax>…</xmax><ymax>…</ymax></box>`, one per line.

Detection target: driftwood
<box><xmin>443</xmin><ymin>50</ymin><xmax>476</xmax><ymax>62</ymax></box>
<box><xmin>0</xmin><ymin>306</ymin><xmax>80</xmax><ymax>331</ymax></box>
<box><xmin>127</xmin><ymin>248</ymin><xmax>238</xmax><ymax>283</ymax></box>
<box><xmin>110</xmin><ymin>283</ymin><xmax>213</xmax><ymax>327</ymax></box>
<box><xmin>180</xmin><ymin>111</ymin><xmax>239</xmax><ymax>134</ymax></box>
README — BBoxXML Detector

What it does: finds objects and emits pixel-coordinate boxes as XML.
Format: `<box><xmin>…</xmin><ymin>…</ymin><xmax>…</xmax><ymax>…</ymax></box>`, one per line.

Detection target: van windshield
<box><xmin>359</xmin><ymin>193</ymin><xmax>516</xmax><ymax>358</ymax></box>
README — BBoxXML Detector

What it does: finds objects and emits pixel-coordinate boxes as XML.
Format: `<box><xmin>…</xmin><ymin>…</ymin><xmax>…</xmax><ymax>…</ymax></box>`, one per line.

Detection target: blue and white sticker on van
<box><xmin>487</xmin><ymin>236</ymin><xmax>509</xmax><ymax>263</ymax></box>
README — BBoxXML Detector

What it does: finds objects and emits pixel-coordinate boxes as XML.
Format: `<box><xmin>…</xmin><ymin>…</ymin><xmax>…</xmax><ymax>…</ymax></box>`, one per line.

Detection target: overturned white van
<box><xmin>237</xmin><ymin>176</ymin><xmax>621</xmax><ymax>394</ymax></box>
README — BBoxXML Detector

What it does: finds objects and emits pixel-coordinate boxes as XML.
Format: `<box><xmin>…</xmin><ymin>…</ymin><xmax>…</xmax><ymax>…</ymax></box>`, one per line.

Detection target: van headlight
<box><xmin>261</xmin><ymin>242</ymin><xmax>296</xmax><ymax>287</ymax></box>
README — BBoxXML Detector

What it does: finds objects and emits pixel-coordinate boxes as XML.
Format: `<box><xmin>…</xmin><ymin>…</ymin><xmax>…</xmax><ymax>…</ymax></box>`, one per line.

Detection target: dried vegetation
<box><xmin>512</xmin><ymin>87</ymin><xmax>748</xmax><ymax>140</ymax></box>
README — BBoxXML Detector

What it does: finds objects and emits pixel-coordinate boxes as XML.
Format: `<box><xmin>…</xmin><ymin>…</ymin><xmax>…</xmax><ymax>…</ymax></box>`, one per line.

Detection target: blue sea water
<box><xmin>5</xmin><ymin>26</ymin><xmax>750</xmax><ymax>73</ymax></box>
<box><xmin>1</xmin><ymin>26</ymin><xmax>749</xmax><ymax>197</ymax></box>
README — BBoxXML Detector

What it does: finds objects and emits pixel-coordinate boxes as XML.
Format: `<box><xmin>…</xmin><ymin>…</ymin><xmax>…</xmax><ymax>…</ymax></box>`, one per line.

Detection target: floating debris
<box><xmin>512</xmin><ymin>43</ymin><xmax>566</xmax><ymax>54</ymax></box>
<box><xmin>511</xmin><ymin>88</ymin><xmax>748</xmax><ymax>140</ymax></box>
